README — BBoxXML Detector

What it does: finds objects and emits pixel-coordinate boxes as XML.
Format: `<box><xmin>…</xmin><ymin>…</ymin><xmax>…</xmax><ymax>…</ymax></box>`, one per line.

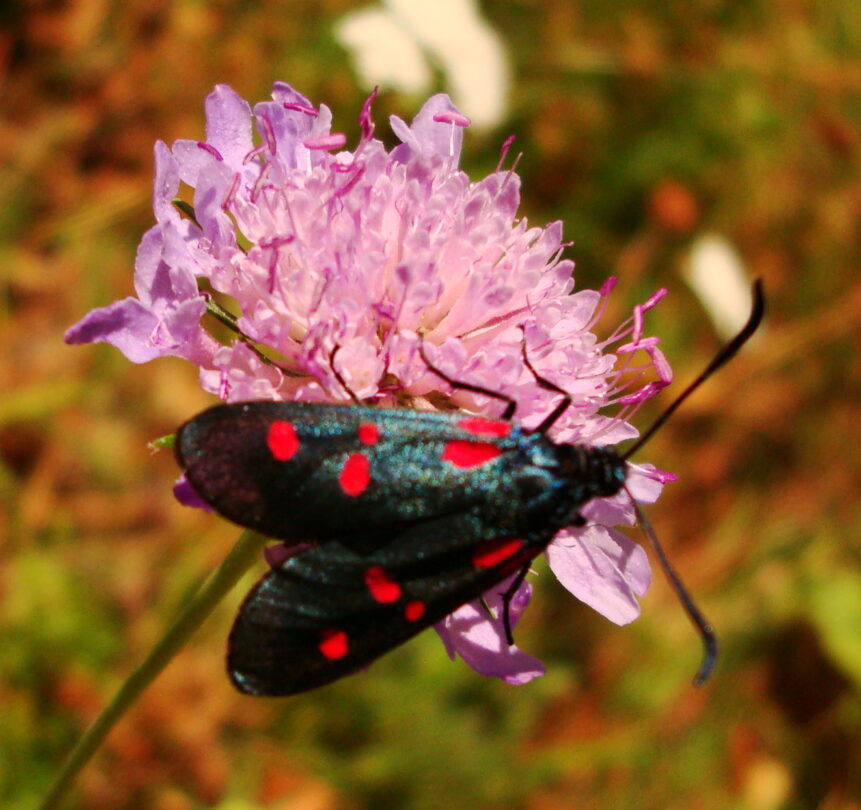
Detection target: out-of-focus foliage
<box><xmin>2</xmin><ymin>1</ymin><xmax>860</xmax><ymax>808</ymax></box>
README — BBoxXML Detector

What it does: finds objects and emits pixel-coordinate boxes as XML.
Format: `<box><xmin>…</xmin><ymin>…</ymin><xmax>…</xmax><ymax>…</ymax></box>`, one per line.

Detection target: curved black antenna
<box><xmin>628</xmin><ymin>492</ymin><xmax>717</xmax><ymax>686</ymax></box>
<box><xmin>617</xmin><ymin>281</ymin><xmax>763</xmax><ymax>685</ymax></box>
<box><xmin>623</xmin><ymin>279</ymin><xmax>765</xmax><ymax>461</ymax></box>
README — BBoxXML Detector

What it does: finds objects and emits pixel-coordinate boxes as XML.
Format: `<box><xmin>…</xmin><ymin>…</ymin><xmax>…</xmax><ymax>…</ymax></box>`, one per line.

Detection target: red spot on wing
<box><xmin>364</xmin><ymin>565</ymin><xmax>402</xmax><ymax>603</ymax></box>
<box><xmin>473</xmin><ymin>537</ymin><xmax>524</xmax><ymax>568</ymax></box>
<box><xmin>267</xmin><ymin>420</ymin><xmax>300</xmax><ymax>461</ymax></box>
<box><xmin>404</xmin><ymin>601</ymin><xmax>426</xmax><ymax>622</ymax></box>
<box><xmin>318</xmin><ymin>628</ymin><xmax>348</xmax><ymax>660</ymax></box>
<box><xmin>358</xmin><ymin>422</ymin><xmax>380</xmax><ymax>445</ymax></box>
<box><xmin>441</xmin><ymin>440</ymin><xmax>502</xmax><ymax>469</ymax></box>
<box><xmin>458</xmin><ymin>417</ymin><xmax>512</xmax><ymax>438</ymax></box>
<box><xmin>339</xmin><ymin>453</ymin><xmax>371</xmax><ymax>496</ymax></box>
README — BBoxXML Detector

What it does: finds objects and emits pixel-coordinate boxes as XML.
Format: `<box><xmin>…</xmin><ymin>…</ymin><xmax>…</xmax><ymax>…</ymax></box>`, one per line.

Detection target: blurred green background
<box><xmin>2</xmin><ymin>1</ymin><xmax>860</xmax><ymax>808</ymax></box>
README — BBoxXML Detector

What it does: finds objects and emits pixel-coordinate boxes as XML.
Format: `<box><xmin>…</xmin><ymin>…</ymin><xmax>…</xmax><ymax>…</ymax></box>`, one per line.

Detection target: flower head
<box><xmin>67</xmin><ymin>82</ymin><xmax>673</xmax><ymax>685</ymax></box>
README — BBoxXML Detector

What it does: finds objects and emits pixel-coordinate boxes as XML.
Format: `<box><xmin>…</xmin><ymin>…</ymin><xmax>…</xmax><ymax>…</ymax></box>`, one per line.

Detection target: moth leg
<box><xmin>500</xmin><ymin>562</ymin><xmax>532</xmax><ymax>646</ymax></box>
<box><xmin>570</xmin><ymin>512</ymin><xmax>587</xmax><ymax>527</ymax></box>
<box><xmin>518</xmin><ymin>329</ymin><xmax>572</xmax><ymax>433</ymax></box>
<box><xmin>418</xmin><ymin>342</ymin><xmax>519</xmax><ymax>420</ymax></box>
<box><xmin>329</xmin><ymin>344</ymin><xmax>362</xmax><ymax>404</ymax></box>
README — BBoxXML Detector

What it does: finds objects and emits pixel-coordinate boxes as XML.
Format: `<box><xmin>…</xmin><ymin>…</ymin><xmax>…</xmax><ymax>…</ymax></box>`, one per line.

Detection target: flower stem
<box><xmin>40</xmin><ymin>530</ymin><xmax>268</xmax><ymax>810</ymax></box>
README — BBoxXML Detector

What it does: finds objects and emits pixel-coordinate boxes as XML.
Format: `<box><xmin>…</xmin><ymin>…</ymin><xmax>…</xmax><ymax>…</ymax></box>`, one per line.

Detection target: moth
<box><xmin>176</xmin><ymin>282</ymin><xmax>764</xmax><ymax>695</ymax></box>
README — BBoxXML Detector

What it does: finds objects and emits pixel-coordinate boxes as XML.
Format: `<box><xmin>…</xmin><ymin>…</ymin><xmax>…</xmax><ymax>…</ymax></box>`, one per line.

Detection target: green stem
<box><xmin>40</xmin><ymin>530</ymin><xmax>268</xmax><ymax>810</ymax></box>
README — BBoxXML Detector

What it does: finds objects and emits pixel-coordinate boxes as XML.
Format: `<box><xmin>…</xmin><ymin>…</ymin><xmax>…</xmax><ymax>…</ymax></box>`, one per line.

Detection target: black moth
<box><xmin>176</xmin><ymin>282</ymin><xmax>764</xmax><ymax>696</ymax></box>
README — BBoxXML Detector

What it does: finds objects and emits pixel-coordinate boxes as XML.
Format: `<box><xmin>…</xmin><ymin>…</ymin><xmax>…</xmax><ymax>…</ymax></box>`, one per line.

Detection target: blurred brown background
<box><xmin>2</xmin><ymin>1</ymin><xmax>860</xmax><ymax>809</ymax></box>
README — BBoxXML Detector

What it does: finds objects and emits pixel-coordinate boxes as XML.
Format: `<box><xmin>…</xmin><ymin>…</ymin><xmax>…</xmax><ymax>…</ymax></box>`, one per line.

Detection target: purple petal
<box><xmin>546</xmin><ymin>526</ymin><xmax>652</xmax><ymax>625</ymax></box>
<box><xmin>205</xmin><ymin>84</ymin><xmax>254</xmax><ymax>169</ymax></box>
<box><xmin>173</xmin><ymin>475</ymin><xmax>213</xmax><ymax>511</ymax></box>
<box><xmin>133</xmin><ymin>226</ymin><xmax>199</xmax><ymax>308</ymax></box>
<box><xmin>160</xmin><ymin>296</ymin><xmax>210</xmax><ymax>345</ymax></box>
<box><xmin>253</xmin><ymin>84</ymin><xmax>331</xmax><ymax>177</ymax></box>
<box><xmin>270</xmin><ymin>81</ymin><xmax>315</xmax><ymax>112</ymax></box>
<box><xmin>171</xmin><ymin>138</ymin><xmax>221</xmax><ymax>188</ymax></box>
<box><xmin>191</xmin><ymin>159</ymin><xmax>242</xmax><ymax>245</ymax></box>
<box><xmin>390</xmin><ymin>93</ymin><xmax>465</xmax><ymax>163</ymax></box>
<box><xmin>152</xmin><ymin>141</ymin><xmax>181</xmax><ymax>223</ymax></box>
<box><xmin>434</xmin><ymin>577</ymin><xmax>545</xmax><ymax>685</ymax></box>
<box><xmin>65</xmin><ymin>298</ymin><xmax>165</xmax><ymax>363</ymax></box>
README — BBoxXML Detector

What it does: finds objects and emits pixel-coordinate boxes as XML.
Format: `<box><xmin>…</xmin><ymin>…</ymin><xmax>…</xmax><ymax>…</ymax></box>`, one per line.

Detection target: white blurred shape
<box><xmin>685</xmin><ymin>233</ymin><xmax>754</xmax><ymax>340</ymax></box>
<box><xmin>334</xmin><ymin>8</ymin><xmax>431</xmax><ymax>95</ymax></box>
<box><xmin>335</xmin><ymin>0</ymin><xmax>510</xmax><ymax>129</ymax></box>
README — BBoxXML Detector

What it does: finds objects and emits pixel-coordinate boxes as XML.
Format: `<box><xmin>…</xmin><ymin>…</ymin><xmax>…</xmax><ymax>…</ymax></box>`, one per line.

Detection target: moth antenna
<box><xmin>618</xmin><ymin>282</ymin><xmax>762</xmax><ymax>683</ymax></box>
<box><xmin>622</xmin><ymin>279</ymin><xmax>765</xmax><ymax>461</ymax></box>
<box><xmin>628</xmin><ymin>492</ymin><xmax>717</xmax><ymax>686</ymax></box>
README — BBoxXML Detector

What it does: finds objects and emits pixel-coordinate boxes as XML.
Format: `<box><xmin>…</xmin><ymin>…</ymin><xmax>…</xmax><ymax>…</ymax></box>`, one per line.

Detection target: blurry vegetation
<box><xmin>1</xmin><ymin>1</ymin><xmax>860</xmax><ymax>808</ymax></box>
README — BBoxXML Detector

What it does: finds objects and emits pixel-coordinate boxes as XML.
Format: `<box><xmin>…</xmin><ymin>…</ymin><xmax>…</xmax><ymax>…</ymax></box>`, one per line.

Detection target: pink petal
<box><xmin>625</xmin><ymin>463</ymin><xmax>669</xmax><ymax>504</ymax></box>
<box><xmin>579</xmin><ymin>464</ymin><xmax>669</xmax><ymax>527</ymax></box>
<box><xmin>434</xmin><ymin>577</ymin><xmax>545</xmax><ymax>685</ymax></box>
<box><xmin>547</xmin><ymin>526</ymin><xmax>652</xmax><ymax>625</ymax></box>
<box><xmin>580</xmin><ymin>491</ymin><xmax>636</xmax><ymax>527</ymax></box>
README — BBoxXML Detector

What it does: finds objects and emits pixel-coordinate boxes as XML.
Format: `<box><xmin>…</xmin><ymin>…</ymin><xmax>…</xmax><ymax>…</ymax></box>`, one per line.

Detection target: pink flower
<box><xmin>67</xmin><ymin>82</ymin><xmax>673</xmax><ymax>685</ymax></box>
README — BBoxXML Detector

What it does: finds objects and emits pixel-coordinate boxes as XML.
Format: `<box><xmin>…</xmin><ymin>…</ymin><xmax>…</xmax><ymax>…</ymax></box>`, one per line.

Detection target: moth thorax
<box><xmin>588</xmin><ymin>447</ymin><xmax>627</xmax><ymax>497</ymax></box>
<box><xmin>563</xmin><ymin>445</ymin><xmax>627</xmax><ymax>498</ymax></box>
